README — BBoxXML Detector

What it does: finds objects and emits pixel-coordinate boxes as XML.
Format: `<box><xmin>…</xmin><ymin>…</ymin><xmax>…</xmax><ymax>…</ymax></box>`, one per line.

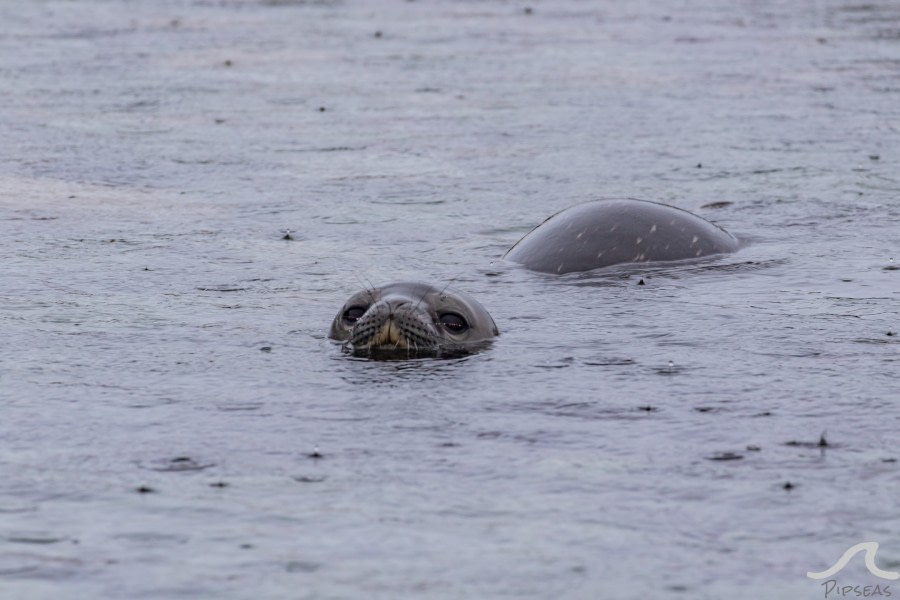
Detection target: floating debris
<box><xmin>708</xmin><ymin>452</ymin><xmax>743</xmax><ymax>461</ymax></box>
<box><xmin>143</xmin><ymin>456</ymin><xmax>214</xmax><ymax>472</ymax></box>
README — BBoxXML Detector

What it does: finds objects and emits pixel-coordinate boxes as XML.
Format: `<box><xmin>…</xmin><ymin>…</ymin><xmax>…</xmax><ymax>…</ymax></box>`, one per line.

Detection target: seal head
<box><xmin>330</xmin><ymin>282</ymin><xmax>498</xmax><ymax>358</ymax></box>
<box><xmin>504</xmin><ymin>198</ymin><xmax>740</xmax><ymax>274</ymax></box>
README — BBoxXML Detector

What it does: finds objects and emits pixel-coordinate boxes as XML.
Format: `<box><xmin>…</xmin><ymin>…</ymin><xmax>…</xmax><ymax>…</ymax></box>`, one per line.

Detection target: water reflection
<box><xmin>334</xmin><ymin>351</ymin><xmax>483</xmax><ymax>386</ymax></box>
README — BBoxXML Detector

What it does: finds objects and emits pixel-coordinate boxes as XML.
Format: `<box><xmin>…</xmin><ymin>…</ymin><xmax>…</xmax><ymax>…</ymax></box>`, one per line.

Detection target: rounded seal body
<box><xmin>504</xmin><ymin>199</ymin><xmax>739</xmax><ymax>274</ymax></box>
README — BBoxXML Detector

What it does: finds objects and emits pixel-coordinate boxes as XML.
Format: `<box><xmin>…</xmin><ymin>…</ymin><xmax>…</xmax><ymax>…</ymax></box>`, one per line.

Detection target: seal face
<box><xmin>329</xmin><ymin>282</ymin><xmax>499</xmax><ymax>358</ymax></box>
<box><xmin>504</xmin><ymin>199</ymin><xmax>740</xmax><ymax>274</ymax></box>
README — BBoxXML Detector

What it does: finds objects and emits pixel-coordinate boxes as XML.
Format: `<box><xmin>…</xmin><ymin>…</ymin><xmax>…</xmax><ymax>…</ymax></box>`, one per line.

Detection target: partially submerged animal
<box><xmin>504</xmin><ymin>198</ymin><xmax>739</xmax><ymax>274</ymax></box>
<box><xmin>332</xmin><ymin>199</ymin><xmax>738</xmax><ymax>358</ymax></box>
<box><xmin>329</xmin><ymin>281</ymin><xmax>499</xmax><ymax>358</ymax></box>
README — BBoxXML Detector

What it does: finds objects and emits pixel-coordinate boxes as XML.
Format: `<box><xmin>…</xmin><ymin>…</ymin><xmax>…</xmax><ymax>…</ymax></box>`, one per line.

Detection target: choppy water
<box><xmin>1</xmin><ymin>1</ymin><xmax>899</xmax><ymax>598</ymax></box>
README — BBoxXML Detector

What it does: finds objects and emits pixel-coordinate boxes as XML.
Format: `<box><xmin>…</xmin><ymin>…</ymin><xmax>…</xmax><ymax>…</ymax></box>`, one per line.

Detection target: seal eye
<box><xmin>439</xmin><ymin>312</ymin><xmax>468</xmax><ymax>334</ymax></box>
<box><xmin>343</xmin><ymin>306</ymin><xmax>367</xmax><ymax>324</ymax></box>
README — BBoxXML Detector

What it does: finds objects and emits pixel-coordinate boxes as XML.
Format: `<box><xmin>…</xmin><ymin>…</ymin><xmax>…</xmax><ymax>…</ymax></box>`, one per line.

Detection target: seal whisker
<box><xmin>351</xmin><ymin>272</ymin><xmax>377</xmax><ymax>303</ymax></box>
<box><xmin>436</xmin><ymin>273</ymin><xmax>463</xmax><ymax>299</ymax></box>
<box><xmin>412</xmin><ymin>285</ymin><xmax>430</xmax><ymax>313</ymax></box>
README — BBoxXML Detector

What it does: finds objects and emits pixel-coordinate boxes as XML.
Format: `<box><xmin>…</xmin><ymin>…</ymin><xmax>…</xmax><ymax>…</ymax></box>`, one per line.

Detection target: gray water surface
<box><xmin>1</xmin><ymin>1</ymin><xmax>899</xmax><ymax>599</ymax></box>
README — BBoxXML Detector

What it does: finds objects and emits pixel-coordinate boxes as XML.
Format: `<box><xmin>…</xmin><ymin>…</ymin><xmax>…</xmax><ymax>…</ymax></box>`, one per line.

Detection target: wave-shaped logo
<box><xmin>808</xmin><ymin>542</ymin><xmax>900</xmax><ymax>580</ymax></box>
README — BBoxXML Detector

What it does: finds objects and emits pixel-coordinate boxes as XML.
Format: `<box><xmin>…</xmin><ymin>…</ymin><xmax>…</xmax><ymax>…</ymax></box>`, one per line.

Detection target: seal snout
<box><xmin>349</xmin><ymin>297</ymin><xmax>440</xmax><ymax>354</ymax></box>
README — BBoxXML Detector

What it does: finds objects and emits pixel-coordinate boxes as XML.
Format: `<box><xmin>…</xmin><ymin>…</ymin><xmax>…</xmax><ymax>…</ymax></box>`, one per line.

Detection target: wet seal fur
<box><xmin>329</xmin><ymin>281</ymin><xmax>498</xmax><ymax>358</ymax></box>
<box><xmin>332</xmin><ymin>199</ymin><xmax>737</xmax><ymax>359</ymax></box>
<box><xmin>504</xmin><ymin>198</ymin><xmax>740</xmax><ymax>274</ymax></box>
